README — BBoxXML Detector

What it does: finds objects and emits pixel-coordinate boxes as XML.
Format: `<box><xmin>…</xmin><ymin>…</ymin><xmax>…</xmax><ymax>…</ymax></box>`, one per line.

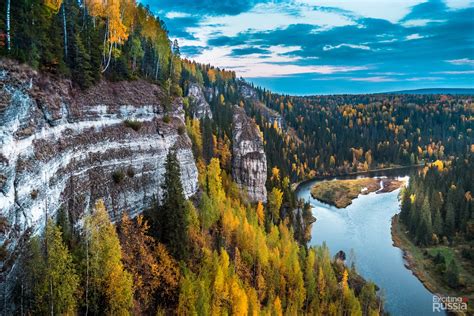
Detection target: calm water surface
<box><xmin>297</xmin><ymin>177</ymin><xmax>438</xmax><ymax>316</ymax></box>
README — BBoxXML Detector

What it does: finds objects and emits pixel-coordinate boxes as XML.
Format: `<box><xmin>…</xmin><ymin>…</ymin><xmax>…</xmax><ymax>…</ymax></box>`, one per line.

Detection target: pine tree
<box><xmin>158</xmin><ymin>150</ymin><xmax>189</xmax><ymax>260</ymax></box>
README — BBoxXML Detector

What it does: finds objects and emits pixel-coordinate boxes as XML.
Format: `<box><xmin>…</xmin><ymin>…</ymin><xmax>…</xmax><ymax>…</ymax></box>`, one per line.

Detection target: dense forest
<box><xmin>12</xmin><ymin>151</ymin><xmax>383</xmax><ymax>314</ymax></box>
<box><xmin>248</xmin><ymin>87</ymin><xmax>473</xmax><ymax>182</ymax></box>
<box><xmin>2</xmin><ymin>0</ymin><xmax>473</xmax><ymax>314</ymax></box>
<box><xmin>398</xmin><ymin>154</ymin><xmax>474</xmax><ymax>294</ymax></box>
<box><xmin>2</xmin><ymin>0</ymin><xmax>384</xmax><ymax>315</ymax></box>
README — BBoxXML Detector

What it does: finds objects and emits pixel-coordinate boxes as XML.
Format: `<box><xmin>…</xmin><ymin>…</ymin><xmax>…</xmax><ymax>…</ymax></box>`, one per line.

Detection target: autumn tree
<box><xmin>256</xmin><ymin>201</ymin><xmax>265</xmax><ymax>226</ymax></box>
<box><xmin>83</xmin><ymin>200</ymin><xmax>133</xmax><ymax>315</ymax></box>
<box><xmin>118</xmin><ymin>213</ymin><xmax>179</xmax><ymax>312</ymax></box>
<box><xmin>268</xmin><ymin>187</ymin><xmax>284</xmax><ymax>223</ymax></box>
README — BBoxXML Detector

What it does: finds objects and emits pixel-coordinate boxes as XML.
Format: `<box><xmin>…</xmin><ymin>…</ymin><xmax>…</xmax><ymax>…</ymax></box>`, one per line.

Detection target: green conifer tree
<box><xmin>158</xmin><ymin>150</ymin><xmax>189</xmax><ymax>260</ymax></box>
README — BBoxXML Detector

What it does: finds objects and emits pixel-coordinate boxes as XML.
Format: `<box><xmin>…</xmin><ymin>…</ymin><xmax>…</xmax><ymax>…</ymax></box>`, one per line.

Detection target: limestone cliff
<box><xmin>0</xmin><ymin>61</ymin><xmax>198</xmax><ymax>269</ymax></box>
<box><xmin>187</xmin><ymin>82</ymin><xmax>212</xmax><ymax>119</ymax></box>
<box><xmin>231</xmin><ymin>106</ymin><xmax>267</xmax><ymax>203</ymax></box>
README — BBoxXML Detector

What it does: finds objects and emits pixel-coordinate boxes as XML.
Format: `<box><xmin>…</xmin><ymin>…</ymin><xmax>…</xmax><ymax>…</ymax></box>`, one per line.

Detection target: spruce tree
<box><xmin>445</xmin><ymin>259</ymin><xmax>460</xmax><ymax>288</ymax></box>
<box><xmin>445</xmin><ymin>201</ymin><xmax>456</xmax><ymax>236</ymax></box>
<box><xmin>158</xmin><ymin>150</ymin><xmax>189</xmax><ymax>260</ymax></box>
<box><xmin>71</xmin><ymin>33</ymin><xmax>94</xmax><ymax>89</ymax></box>
<box><xmin>417</xmin><ymin>197</ymin><xmax>433</xmax><ymax>246</ymax></box>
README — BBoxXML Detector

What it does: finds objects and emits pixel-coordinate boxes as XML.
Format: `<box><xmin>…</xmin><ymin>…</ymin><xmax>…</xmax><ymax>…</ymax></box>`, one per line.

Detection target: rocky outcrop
<box><xmin>0</xmin><ymin>60</ymin><xmax>198</xmax><ymax>274</ymax></box>
<box><xmin>187</xmin><ymin>83</ymin><xmax>212</xmax><ymax>119</ymax></box>
<box><xmin>231</xmin><ymin>106</ymin><xmax>267</xmax><ymax>203</ymax></box>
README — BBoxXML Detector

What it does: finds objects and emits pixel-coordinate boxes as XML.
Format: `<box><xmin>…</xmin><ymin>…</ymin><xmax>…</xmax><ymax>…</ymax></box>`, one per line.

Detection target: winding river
<box><xmin>297</xmin><ymin>174</ymin><xmax>438</xmax><ymax>316</ymax></box>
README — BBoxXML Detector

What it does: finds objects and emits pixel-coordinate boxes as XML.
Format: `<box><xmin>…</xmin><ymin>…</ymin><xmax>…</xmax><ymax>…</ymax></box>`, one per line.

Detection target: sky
<box><xmin>139</xmin><ymin>0</ymin><xmax>474</xmax><ymax>95</ymax></box>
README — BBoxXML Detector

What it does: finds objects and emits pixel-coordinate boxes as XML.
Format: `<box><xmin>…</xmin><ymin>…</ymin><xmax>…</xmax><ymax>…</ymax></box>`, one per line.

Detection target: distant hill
<box><xmin>384</xmin><ymin>88</ymin><xmax>474</xmax><ymax>95</ymax></box>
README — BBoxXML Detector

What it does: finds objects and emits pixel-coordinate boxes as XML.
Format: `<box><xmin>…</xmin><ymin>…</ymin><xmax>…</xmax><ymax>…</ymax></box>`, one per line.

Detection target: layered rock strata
<box><xmin>232</xmin><ymin>106</ymin><xmax>267</xmax><ymax>203</ymax></box>
<box><xmin>0</xmin><ymin>61</ymin><xmax>198</xmax><ymax>272</ymax></box>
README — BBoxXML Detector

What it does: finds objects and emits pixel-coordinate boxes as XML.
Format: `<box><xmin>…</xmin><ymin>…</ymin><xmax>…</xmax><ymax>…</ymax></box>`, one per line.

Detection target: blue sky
<box><xmin>140</xmin><ymin>0</ymin><xmax>474</xmax><ymax>95</ymax></box>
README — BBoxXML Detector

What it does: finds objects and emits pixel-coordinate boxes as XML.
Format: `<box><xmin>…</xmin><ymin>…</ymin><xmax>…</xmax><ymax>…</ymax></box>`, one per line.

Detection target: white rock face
<box><xmin>187</xmin><ymin>83</ymin><xmax>212</xmax><ymax>119</ymax></box>
<box><xmin>232</xmin><ymin>106</ymin><xmax>267</xmax><ymax>203</ymax></box>
<box><xmin>0</xmin><ymin>62</ymin><xmax>198</xmax><ymax>277</ymax></box>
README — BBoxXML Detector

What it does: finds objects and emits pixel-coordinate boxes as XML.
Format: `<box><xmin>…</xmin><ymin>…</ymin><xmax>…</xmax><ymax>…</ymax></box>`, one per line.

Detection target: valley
<box><xmin>0</xmin><ymin>0</ymin><xmax>473</xmax><ymax>315</ymax></box>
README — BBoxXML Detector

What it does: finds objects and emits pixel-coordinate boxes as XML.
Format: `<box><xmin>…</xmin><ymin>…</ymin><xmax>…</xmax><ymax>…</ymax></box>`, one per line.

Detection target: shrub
<box><xmin>163</xmin><ymin>115</ymin><xmax>171</xmax><ymax>124</ymax></box>
<box><xmin>126</xmin><ymin>166</ymin><xmax>135</xmax><ymax>178</ymax></box>
<box><xmin>124</xmin><ymin>119</ymin><xmax>142</xmax><ymax>131</ymax></box>
<box><xmin>178</xmin><ymin>125</ymin><xmax>186</xmax><ymax>135</ymax></box>
<box><xmin>112</xmin><ymin>170</ymin><xmax>126</xmax><ymax>184</ymax></box>
<box><xmin>31</xmin><ymin>190</ymin><xmax>38</xmax><ymax>200</ymax></box>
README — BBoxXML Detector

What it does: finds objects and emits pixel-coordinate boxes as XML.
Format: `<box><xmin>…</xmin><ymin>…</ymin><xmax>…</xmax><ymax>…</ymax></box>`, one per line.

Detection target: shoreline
<box><xmin>390</xmin><ymin>214</ymin><xmax>441</xmax><ymax>296</ymax></box>
<box><xmin>392</xmin><ymin>216</ymin><xmax>474</xmax><ymax>315</ymax></box>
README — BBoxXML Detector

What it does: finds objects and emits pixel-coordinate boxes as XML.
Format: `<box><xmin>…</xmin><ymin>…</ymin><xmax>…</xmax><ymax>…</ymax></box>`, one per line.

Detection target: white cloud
<box><xmin>369</xmin><ymin>72</ymin><xmax>405</xmax><ymax>75</ymax></box>
<box><xmin>350</xmin><ymin>76</ymin><xmax>397</xmax><ymax>82</ymax></box>
<box><xmin>405</xmin><ymin>33</ymin><xmax>424</xmax><ymax>40</ymax></box>
<box><xmin>296</xmin><ymin>0</ymin><xmax>426</xmax><ymax>23</ymax></box>
<box><xmin>405</xmin><ymin>76</ymin><xmax>443</xmax><ymax>81</ymax></box>
<box><xmin>165</xmin><ymin>11</ymin><xmax>191</xmax><ymax>19</ymax></box>
<box><xmin>241</xmin><ymin>64</ymin><xmax>368</xmax><ymax>78</ymax></box>
<box><xmin>296</xmin><ymin>0</ymin><xmax>471</xmax><ymax>22</ymax></box>
<box><xmin>195</xmin><ymin>2</ymin><xmax>354</xmax><ymax>38</ymax></box>
<box><xmin>323</xmin><ymin>43</ymin><xmax>371</xmax><ymax>51</ymax></box>
<box><xmin>435</xmin><ymin>70</ymin><xmax>474</xmax><ymax>74</ymax></box>
<box><xmin>176</xmin><ymin>2</ymin><xmax>355</xmax><ymax>49</ymax></box>
<box><xmin>402</xmin><ymin>19</ymin><xmax>446</xmax><ymax>27</ymax></box>
<box><xmin>445</xmin><ymin>0</ymin><xmax>472</xmax><ymax>9</ymax></box>
<box><xmin>446</xmin><ymin>58</ymin><xmax>474</xmax><ymax>66</ymax></box>
<box><xmin>187</xmin><ymin>45</ymin><xmax>367</xmax><ymax>78</ymax></box>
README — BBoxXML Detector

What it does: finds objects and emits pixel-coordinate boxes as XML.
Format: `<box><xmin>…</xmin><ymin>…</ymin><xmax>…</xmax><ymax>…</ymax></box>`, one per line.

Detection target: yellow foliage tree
<box><xmin>432</xmin><ymin>160</ymin><xmax>444</xmax><ymax>171</ymax></box>
<box><xmin>84</xmin><ymin>200</ymin><xmax>133</xmax><ymax>314</ymax></box>
<box><xmin>268</xmin><ymin>187</ymin><xmax>284</xmax><ymax>223</ymax></box>
<box><xmin>207</xmin><ymin>158</ymin><xmax>226</xmax><ymax>205</ymax></box>
<box><xmin>341</xmin><ymin>269</ymin><xmax>349</xmax><ymax>294</ymax></box>
<box><xmin>230</xmin><ymin>276</ymin><xmax>248</xmax><ymax>315</ymax></box>
<box><xmin>271</xmin><ymin>166</ymin><xmax>280</xmax><ymax>182</ymax></box>
<box><xmin>256</xmin><ymin>201</ymin><xmax>265</xmax><ymax>226</ymax></box>
<box><xmin>273</xmin><ymin>296</ymin><xmax>283</xmax><ymax>316</ymax></box>
<box><xmin>44</xmin><ymin>0</ymin><xmax>62</xmax><ymax>12</ymax></box>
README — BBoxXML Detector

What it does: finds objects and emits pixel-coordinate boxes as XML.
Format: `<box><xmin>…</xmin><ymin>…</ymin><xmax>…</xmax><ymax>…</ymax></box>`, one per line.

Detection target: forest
<box><xmin>248</xmin><ymin>87</ymin><xmax>473</xmax><ymax>182</ymax></box>
<box><xmin>1</xmin><ymin>0</ymin><xmax>473</xmax><ymax>314</ymax></box>
<box><xmin>2</xmin><ymin>0</ymin><xmax>382</xmax><ymax>315</ymax></box>
<box><xmin>398</xmin><ymin>154</ymin><xmax>474</xmax><ymax>294</ymax></box>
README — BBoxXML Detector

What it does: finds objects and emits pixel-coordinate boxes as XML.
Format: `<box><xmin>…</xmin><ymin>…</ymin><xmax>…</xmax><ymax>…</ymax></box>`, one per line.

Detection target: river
<box><xmin>296</xmin><ymin>175</ymin><xmax>439</xmax><ymax>316</ymax></box>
